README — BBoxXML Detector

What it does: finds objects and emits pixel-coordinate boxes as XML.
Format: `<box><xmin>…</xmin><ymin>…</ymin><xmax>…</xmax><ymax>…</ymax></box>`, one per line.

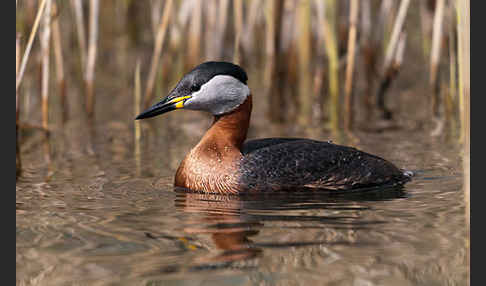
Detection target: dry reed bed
<box><xmin>15</xmin><ymin>0</ymin><xmax>469</xmax><ymax>170</ymax></box>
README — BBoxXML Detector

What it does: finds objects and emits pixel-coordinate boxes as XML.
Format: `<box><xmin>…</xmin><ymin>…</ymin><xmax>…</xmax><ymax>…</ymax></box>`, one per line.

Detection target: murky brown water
<box><xmin>17</xmin><ymin>80</ymin><xmax>468</xmax><ymax>286</ymax></box>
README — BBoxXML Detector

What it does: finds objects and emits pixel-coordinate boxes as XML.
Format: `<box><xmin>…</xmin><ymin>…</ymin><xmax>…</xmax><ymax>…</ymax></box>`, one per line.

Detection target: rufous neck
<box><xmin>203</xmin><ymin>95</ymin><xmax>252</xmax><ymax>149</ymax></box>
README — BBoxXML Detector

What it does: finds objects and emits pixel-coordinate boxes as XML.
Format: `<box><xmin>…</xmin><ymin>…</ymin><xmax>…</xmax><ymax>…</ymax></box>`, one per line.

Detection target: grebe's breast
<box><xmin>238</xmin><ymin>138</ymin><xmax>411</xmax><ymax>192</ymax></box>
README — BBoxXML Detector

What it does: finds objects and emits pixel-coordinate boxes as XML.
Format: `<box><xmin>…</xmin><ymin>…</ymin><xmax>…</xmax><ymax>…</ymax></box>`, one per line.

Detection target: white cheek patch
<box><xmin>184</xmin><ymin>75</ymin><xmax>250</xmax><ymax>115</ymax></box>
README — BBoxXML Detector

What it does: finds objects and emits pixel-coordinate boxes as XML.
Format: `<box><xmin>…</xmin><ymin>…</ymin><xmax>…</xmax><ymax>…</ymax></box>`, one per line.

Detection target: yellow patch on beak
<box><xmin>169</xmin><ymin>96</ymin><xmax>191</xmax><ymax>109</ymax></box>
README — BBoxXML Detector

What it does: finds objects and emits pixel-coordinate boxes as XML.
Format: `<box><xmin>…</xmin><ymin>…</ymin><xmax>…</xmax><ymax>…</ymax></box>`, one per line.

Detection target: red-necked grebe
<box><xmin>136</xmin><ymin>61</ymin><xmax>412</xmax><ymax>194</ymax></box>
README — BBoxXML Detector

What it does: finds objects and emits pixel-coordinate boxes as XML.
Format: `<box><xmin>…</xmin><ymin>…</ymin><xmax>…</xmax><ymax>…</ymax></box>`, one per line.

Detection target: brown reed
<box><xmin>16</xmin><ymin>34</ymin><xmax>21</xmax><ymax>121</ymax></box>
<box><xmin>204</xmin><ymin>0</ymin><xmax>218</xmax><ymax>60</ymax></box>
<box><xmin>14</xmin><ymin>0</ymin><xmax>466</xmax><ymax>147</ymax></box>
<box><xmin>265</xmin><ymin>0</ymin><xmax>285</xmax><ymax>123</ymax></box>
<box><xmin>85</xmin><ymin>0</ymin><xmax>99</xmax><ymax>118</ymax></box>
<box><xmin>296</xmin><ymin>0</ymin><xmax>312</xmax><ymax>126</ymax></box>
<box><xmin>263</xmin><ymin>0</ymin><xmax>276</xmax><ymax>87</ymax></box>
<box><xmin>445</xmin><ymin>2</ymin><xmax>457</xmax><ymax>131</ymax></box>
<box><xmin>16</xmin><ymin>33</ymin><xmax>21</xmax><ymax>176</ymax></box>
<box><xmin>343</xmin><ymin>0</ymin><xmax>359</xmax><ymax>131</ymax></box>
<box><xmin>134</xmin><ymin>59</ymin><xmax>142</xmax><ymax>176</ymax></box>
<box><xmin>144</xmin><ymin>0</ymin><xmax>173</xmax><ymax>108</ymax></box>
<box><xmin>70</xmin><ymin>0</ymin><xmax>87</xmax><ymax>73</ymax></box>
<box><xmin>382</xmin><ymin>0</ymin><xmax>410</xmax><ymax>75</ymax></box>
<box><xmin>377</xmin><ymin>31</ymin><xmax>407</xmax><ymax>121</ymax></box>
<box><xmin>323</xmin><ymin>0</ymin><xmax>340</xmax><ymax>132</ymax></box>
<box><xmin>360</xmin><ymin>0</ymin><xmax>376</xmax><ymax>120</ymax></box>
<box><xmin>377</xmin><ymin>0</ymin><xmax>410</xmax><ymax>119</ymax></box>
<box><xmin>377</xmin><ymin>0</ymin><xmax>393</xmax><ymax>53</ymax></box>
<box><xmin>52</xmin><ymin>2</ymin><xmax>67</xmax><ymax>122</ymax></box>
<box><xmin>456</xmin><ymin>0</ymin><xmax>469</xmax><ymax>278</ymax></box>
<box><xmin>215</xmin><ymin>0</ymin><xmax>229</xmax><ymax>60</ymax></box>
<box><xmin>430</xmin><ymin>0</ymin><xmax>445</xmax><ymax>119</ymax></box>
<box><xmin>40</xmin><ymin>0</ymin><xmax>52</xmax><ymax>130</ymax></box>
<box><xmin>457</xmin><ymin>0</ymin><xmax>469</xmax><ymax>145</ymax></box>
<box><xmin>394</xmin><ymin>33</ymin><xmax>407</xmax><ymax>75</ymax></box>
<box><xmin>150</xmin><ymin>0</ymin><xmax>162</xmax><ymax>37</ymax></box>
<box><xmin>233</xmin><ymin>0</ymin><xmax>243</xmax><ymax>64</ymax></box>
<box><xmin>187</xmin><ymin>0</ymin><xmax>202</xmax><ymax>68</ymax></box>
<box><xmin>420</xmin><ymin>0</ymin><xmax>433</xmax><ymax>62</ymax></box>
<box><xmin>241</xmin><ymin>0</ymin><xmax>260</xmax><ymax>54</ymax></box>
<box><xmin>16</xmin><ymin>0</ymin><xmax>47</xmax><ymax>94</ymax></box>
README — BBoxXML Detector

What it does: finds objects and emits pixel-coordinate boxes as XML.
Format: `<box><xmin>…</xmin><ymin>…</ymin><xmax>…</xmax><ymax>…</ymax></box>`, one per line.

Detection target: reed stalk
<box><xmin>241</xmin><ymin>0</ymin><xmax>260</xmax><ymax>55</ymax></box>
<box><xmin>126</xmin><ymin>0</ymin><xmax>144</xmax><ymax>46</ymax></box>
<box><xmin>456</xmin><ymin>0</ymin><xmax>470</xmax><ymax>241</ymax></box>
<box><xmin>430</xmin><ymin>0</ymin><xmax>445</xmax><ymax>118</ymax></box>
<box><xmin>144</xmin><ymin>0</ymin><xmax>173</xmax><ymax>108</ymax></box>
<box><xmin>52</xmin><ymin>2</ymin><xmax>67</xmax><ymax>122</ymax></box>
<box><xmin>150</xmin><ymin>0</ymin><xmax>162</xmax><ymax>37</ymax></box>
<box><xmin>457</xmin><ymin>0</ymin><xmax>469</xmax><ymax>145</ymax></box>
<box><xmin>70</xmin><ymin>0</ymin><xmax>87</xmax><ymax>73</ymax></box>
<box><xmin>16</xmin><ymin>34</ymin><xmax>21</xmax><ymax>121</ymax></box>
<box><xmin>205</xmin><ymin>0</ymin><xmax>228</xmax><ymax>61</ymax></box>
<box><xmin>360</xmin><ymin>0</ymin><xmax>371</xmax><ymax>54</ymax></box>
<box><xmin>16</xmin><ymin>0</ymin><xmax>47</xmax><ymax>94</ymax></box>
<box><xmin>187</xmin><ymin>0</ymin><xmax>202</xmax><ymax>68</ymax></box>
<box><xmin>43</xmin><ymin>134</ymin><xmax>52</xmax><ymax>179</ymax></box>
<box><xmin>420</xmin><ymin>0</ymin><xmax>433</xmax><ymax>62</ymax></box>
<box><xmin>322</xmin><ymin>0</ymin><xmax>339</xmax><ymax>132</ymax></box>
<box><xmin>40</xmin><ymin>0</ymin><xmax>52</xmax><ymax>130</ymax></box>
<box><xmin>205</xmin><ymin>0</ymin><xmax>217</xmax><ymax>60</ymax></box>
<box><xmin>168</xmin><ymin>5</ymin><xmax>181</xmax><ymax>60</ymax></box>
<box><xmin>296</xmin><ymin>0</ymin><xmax>312</xmax><ymax>126</ymax></box>
<box><xmin>214</xmin><ymin>0</ymin><xmax>229</xmax><ymax>60</ymax></box>
<box><xmin>263</xmin><ymin>0</ymin><xmax>275</xmax><ymax>87</ymax></box>
<box><xmin>219</xmin><ymin>0</ymin><xmax>230</xmax><ymax>32</ymax></box>
<box><xmin>134</xmin><ymin>60</ymin><xmax>142</xmax><ymax>176</ymax></box>
<box><xmin>16</xmin><ymin>33</ymin><xmax>21</xmax><ymax>176</ymax></box>
<box><xmin>377</xmin><ymin>31</ymin><xmax>407</xmax><ymax>121</ymax></box>
<box><xmin>343</xmin><ymin>0</ymin><xmax>359</xmax><ymax>132</ymax></box>
<box><xmin>360</xmin><ymin>0</ymin><xmax>375</xmax><ymax>120</ymax></box>
<box><xmin>395</xmin><ymin>32</ymin><xmax>407</xmax><ymax>69</ymax></box>
<box><xmin>382</xmin><ymin>0</ymin><xmax>410</xmax><ymax>75</ymax></box>
<box><xmin>265</xmin><ymin>0</ymin><xmax>285</xmax><ymax>123</ymax></box>
<box><xmin>233</xmin><ymin>0</ymin><xmax>243</xmax><ymax>64</ymax></box>
<box><xmin>85</xmin><ymin>0</ymin><xmax>99</xmax><ymax>117</ymax></box>
<box><xmin>377</xmin><ymin>0</ymin><xmax>392</xmax><ymax>51</ymax></box>
<box><xmin>312</xmin><ymin>0</ymin><xmax>326</xmax><ymax>122</ymax></box>
<box><xmin>445</xmin><ymin>2</ymin><xmax>457</xmax><ymax>131</ymax></box>
<box><xmin>377</xmin><ymin>0</ymin><xmax>410</xmax><ymax>119</ymax></box>
<box><xmin>456</xmin><ymin>0</ymin><xmax>470</xmax><ymax>279</ymax></box>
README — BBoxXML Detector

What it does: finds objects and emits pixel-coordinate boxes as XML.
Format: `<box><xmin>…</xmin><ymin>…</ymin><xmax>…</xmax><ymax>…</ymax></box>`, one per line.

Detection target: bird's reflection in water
<box><xmin>172</xmin><ymin>186</ymin><xmax>408</xmax><ymax>272</ymax></box>
<box><xmin>175</xmin><ymin>190</ymin><xmax>263</xmax><ymax>269</ymax></box>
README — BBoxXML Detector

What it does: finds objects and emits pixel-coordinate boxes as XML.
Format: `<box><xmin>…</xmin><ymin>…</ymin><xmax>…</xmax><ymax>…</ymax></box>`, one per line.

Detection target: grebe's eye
<box><xmin>190</xmin><ymin>84</ymin><xmax>200</xmax><ymax>92</ymax></box>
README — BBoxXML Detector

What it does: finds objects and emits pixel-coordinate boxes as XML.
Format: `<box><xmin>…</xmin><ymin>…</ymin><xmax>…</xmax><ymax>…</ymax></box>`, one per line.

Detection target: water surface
<box><xmin>16</xmin><ymin>87</ymin><xmax>468</xmax><ymax>286</ymax></box>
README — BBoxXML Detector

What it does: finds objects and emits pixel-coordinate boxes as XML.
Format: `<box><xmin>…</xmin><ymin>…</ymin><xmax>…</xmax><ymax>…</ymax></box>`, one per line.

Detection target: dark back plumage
<box><xmin>238</xmin><ymin>139</ymin><xmax>411</xmax><ymax>192</ymax></box>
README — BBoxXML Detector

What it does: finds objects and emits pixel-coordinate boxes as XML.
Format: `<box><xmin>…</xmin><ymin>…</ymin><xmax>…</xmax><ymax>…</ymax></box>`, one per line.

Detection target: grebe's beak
<box><xmin>135</xmin><ymin>95</ymin><xmax>191</xmax><ymax>120</ymax></box>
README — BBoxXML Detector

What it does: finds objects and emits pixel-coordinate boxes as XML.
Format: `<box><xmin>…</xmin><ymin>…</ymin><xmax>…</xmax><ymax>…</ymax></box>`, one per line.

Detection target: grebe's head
<box><xmin>136</xmin><ymin>61</ymin><xmax>249</xmax><ymax>119</ymax></box>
